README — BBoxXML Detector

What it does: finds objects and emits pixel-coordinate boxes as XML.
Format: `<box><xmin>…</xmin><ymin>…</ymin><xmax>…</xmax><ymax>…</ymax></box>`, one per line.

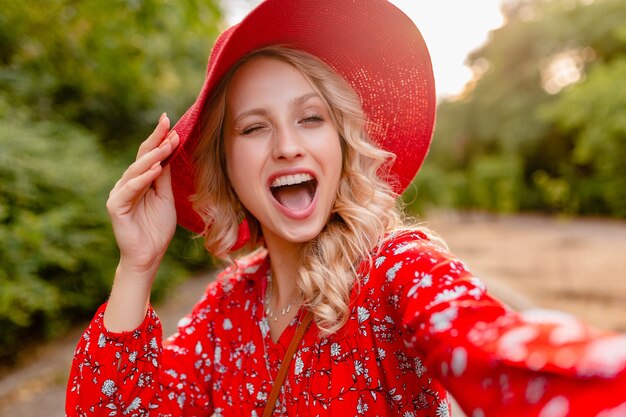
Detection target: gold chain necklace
<box><xmin>264</xmin><ymin>274</ymin><xmax>301</xmax><ymax>322</ymax></box>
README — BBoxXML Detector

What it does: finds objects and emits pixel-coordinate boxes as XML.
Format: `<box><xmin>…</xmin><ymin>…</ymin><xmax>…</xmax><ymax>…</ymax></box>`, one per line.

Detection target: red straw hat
<box><xmin>169</xmin><ymin>0</ymin><xmax>436</xmax><ymax>235</ymax></box>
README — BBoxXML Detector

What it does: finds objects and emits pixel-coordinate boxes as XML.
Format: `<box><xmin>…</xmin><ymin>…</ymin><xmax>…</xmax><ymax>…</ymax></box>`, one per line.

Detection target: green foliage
<box><xmin>468</xmin><ymin>154</ymin><xmax>525</xmax><ymax>212</ymax></box>
<box><xmin>0</xmin><ymin>0</ymin><xmax>224</xmax><ymax>364</ymax></box>
<box><xmin>412</xmin><ymin>0</ymin><xmax>626</xmax><ymax>218</ymax></box>
<box><xmin>541</xmin><ymin>57</ymin><xmax>626</xmax><ymax>216</ymax></box>
<box><xmin>408</xmin><ymin>155</ymin><xmax>524</xmax><ymax>214</ymax></box>
<box><xmin>0</xmin><ymin>0</ymin><xmax>221</xmax><ymax>151</ymax></box>
<box><xmin>0</xmin><ymin>102</ymin><xmax>200</xmax><ymax>363</ymax></box>
<box><xmin>0</xmin><ymin>103</ymin><xmax>115</xmax><ymax>361</ymax></box>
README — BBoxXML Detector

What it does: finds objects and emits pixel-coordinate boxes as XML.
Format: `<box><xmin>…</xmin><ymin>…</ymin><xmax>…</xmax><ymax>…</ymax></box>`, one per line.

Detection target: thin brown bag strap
<box><xmin>262</xmin><ymin>310</ymin><xmax>314</xmax><ymax>417</ymax></box>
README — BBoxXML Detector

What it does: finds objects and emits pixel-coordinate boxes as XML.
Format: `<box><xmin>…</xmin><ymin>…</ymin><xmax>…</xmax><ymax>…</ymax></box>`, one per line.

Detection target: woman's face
<box><xmin>223</xmin><ymin>56</ymin><xmax>343</xmax><ymax>247</ymax></box>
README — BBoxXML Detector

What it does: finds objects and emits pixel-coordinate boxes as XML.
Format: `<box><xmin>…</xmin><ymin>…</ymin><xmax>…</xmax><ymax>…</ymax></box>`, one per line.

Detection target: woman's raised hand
<box><xmin>104</xmin><ymin>114</ymin><xmax>180</xmax><ymax>331</ymax></box>
<box><xmin>106</xmin><ymin>113</ymin><xmax>180</xmax><ymax>275</ymax></box>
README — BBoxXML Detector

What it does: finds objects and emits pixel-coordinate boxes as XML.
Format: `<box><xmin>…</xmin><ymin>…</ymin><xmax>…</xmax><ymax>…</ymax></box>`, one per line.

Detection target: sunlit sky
<box><xmin>223</xmin><ymin>0</ymin><xmax>505</xmax><ymax>99</ymax></box>
<box><xmin>390</xmin><ymin>1</ymin><xmax>505</xmax><ymax>98</ymax></box>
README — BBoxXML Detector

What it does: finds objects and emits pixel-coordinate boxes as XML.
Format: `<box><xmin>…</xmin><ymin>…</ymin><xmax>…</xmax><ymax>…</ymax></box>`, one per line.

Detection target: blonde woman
<box><xmin>66</xmin><ymin>1</ymin><xmax>626</xmax><ymax>416</ymax></box>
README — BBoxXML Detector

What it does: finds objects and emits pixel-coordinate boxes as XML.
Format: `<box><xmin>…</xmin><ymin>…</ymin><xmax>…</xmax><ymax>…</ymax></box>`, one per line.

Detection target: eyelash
<box><xmin>300</xmin><ymin>113</ymin><xmax>323</xmax><ymax>124</ymax></box>
<box><xmin>241</xmin><ymin>124</ymin><xmax>265</xmax><ymax>135</ymax></box>
<box><xmin>241</xmin><ymin>114</ymin><xmax>324</xmax><ymax>135</ymax></box>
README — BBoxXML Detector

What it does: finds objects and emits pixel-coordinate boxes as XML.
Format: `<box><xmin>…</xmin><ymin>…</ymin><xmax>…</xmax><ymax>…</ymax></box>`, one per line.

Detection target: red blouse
<box><xmin>66</xmin><ymin>231</ymin><xmax>626</xmax><ymax>416</ymax></box>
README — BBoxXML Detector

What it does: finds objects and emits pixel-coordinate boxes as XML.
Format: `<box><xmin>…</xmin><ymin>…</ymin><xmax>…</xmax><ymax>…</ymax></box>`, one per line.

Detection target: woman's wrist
<box><xmin>117</xmin><ymin>252</ymin><xmax>165</xmax><ymax>276</ymax></box>
<box><xmin>103</xmin><ymin>260</ymin><xmax>160</xmax><ymax>332</ymax></box>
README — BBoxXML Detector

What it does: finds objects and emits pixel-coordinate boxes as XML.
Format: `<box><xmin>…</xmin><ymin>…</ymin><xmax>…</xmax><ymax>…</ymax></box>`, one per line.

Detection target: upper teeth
<box><xmin>271</xmin><ymin>173</ymin><xmax>314</xmax><ymax>188</ymax></box>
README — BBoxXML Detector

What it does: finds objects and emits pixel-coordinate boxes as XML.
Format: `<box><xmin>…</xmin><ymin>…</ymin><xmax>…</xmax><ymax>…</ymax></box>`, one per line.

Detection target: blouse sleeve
<box><xmin>66</xmin><ymin>296</ymin><xmax>216</xmax><ymax>417</ymax></box>
<box><xmin>380</xmin><ymin>231</ymin><xmax>626</xmax><ymax>417</ymax></box>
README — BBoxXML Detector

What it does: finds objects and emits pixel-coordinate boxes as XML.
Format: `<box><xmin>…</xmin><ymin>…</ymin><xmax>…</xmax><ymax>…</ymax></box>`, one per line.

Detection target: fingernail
<box><xmin>159</xmin><ymin>112</ymin><xmax>167</xmax><ymax>123</ymax></box>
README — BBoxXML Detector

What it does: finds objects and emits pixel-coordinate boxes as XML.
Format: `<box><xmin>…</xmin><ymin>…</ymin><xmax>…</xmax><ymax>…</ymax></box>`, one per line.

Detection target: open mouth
<box><xmin>270</xmin><ymin>173</ymin><xmax>318</xmax><ymax>211</ymax></box>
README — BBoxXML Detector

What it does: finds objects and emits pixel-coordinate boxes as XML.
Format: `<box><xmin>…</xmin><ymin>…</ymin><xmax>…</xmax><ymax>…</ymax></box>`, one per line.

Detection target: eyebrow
<box><xmin>292</xmin><ymin>92</ymin><xmax>320</xmax><ymax>106</ymax></box>
<box><xmin>231</xmin><ymin>92</ymin><xmax>321</xmax><ymax>124</ymax></box>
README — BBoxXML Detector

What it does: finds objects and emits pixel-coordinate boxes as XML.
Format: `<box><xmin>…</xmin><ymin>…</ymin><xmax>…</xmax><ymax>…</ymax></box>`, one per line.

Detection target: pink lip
<box><xmin>267</xmin><ymin>168</ymin><xmax>319</xmax><ymax>220</ymax></box>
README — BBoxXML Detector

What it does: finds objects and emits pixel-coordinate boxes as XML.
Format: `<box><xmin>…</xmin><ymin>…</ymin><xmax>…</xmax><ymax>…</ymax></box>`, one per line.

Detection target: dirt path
<box><xmin>1</xmin><ymin>211</ymin><xmax>625</xmax><ymax>416</ymax></box>
<box><xmin>423</xmin><ymin>211</ymin><xmax>626</xmax><ymax>332</ymax></box>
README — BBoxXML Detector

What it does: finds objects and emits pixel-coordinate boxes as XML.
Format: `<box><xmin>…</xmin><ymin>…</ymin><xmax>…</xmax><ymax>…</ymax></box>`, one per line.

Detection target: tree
<box><xmin>0</xmin><ymin>0</ymin><xmax>222</xmax><ymax>151</ymax></box>
<box><xmin>409</xmin><ymin>0</ymin><xmax>626</xmax><ymax>217</ymax></box>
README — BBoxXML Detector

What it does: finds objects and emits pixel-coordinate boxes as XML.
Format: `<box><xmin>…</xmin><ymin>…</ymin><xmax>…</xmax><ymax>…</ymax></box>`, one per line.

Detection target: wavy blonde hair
<box><xmin>192</xmin><ymin>46</ymin><xmax>427</xmax><ymax>335</ymax></box>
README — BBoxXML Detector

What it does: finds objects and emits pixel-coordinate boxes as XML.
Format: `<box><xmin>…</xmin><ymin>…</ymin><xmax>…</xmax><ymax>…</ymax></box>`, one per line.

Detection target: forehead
<box><xmin>225</xmin><ymin>56</ymin><xmax>317</xmax><ymax>109</ymax></box>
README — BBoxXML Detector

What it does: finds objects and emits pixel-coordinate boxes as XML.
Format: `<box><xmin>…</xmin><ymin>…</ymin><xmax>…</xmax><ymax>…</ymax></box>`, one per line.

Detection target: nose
<box><xmin>271</xmin><ymin>124</ymin><xmax>304</xmax><ymax>160</ymax></box>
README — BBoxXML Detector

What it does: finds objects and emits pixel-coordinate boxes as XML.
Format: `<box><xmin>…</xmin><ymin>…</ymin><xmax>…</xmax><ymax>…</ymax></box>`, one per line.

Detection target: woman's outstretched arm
<box><xmin>378</xmin><ymin>231</ymin><xmax>626</xmax><ymax>417</ymax></box>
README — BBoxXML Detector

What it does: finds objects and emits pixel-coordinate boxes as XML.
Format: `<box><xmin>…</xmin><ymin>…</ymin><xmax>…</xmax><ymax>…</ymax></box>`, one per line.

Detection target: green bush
<box><xmin>404</xmin><ymin>165</ymin><xmax>471</xmax><ymax>215</ymax></box>
<box><xmin>0</xmin><ymin>0</ymin><xmax>225</xmax><ymax>364</ymax></box>
<box><xmin>468</xmin><ymin>154</ymin><xmax>524</xmax><ymax>213</ymax></box>
<box><xmin>541</xmin><ymin>58</ymin><xmax>626</xmax><ymax>217</ymax></box>
<box><xmin>0</xmin><ymin>106</ymin><xmax>110</xmax><ymax>361</ymax></box>
<box><xmin>0</xmin><ymin>106</ymin><xmax>187</xmax><ymax>363</ymax></box>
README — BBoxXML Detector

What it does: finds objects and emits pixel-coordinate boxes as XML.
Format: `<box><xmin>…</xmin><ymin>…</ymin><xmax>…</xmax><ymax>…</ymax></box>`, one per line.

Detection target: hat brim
<box><xmin>169</xmin><ymin>0</ymin><xmax>436</xmax><ymax>234</ymax></box>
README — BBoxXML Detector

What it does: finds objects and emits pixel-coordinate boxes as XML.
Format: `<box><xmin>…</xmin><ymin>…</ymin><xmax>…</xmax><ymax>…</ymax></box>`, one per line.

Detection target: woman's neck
<box><xmin>262</xmin><ymin>230</ymin><xmax>304</xmax><ymax>306</ymax></box>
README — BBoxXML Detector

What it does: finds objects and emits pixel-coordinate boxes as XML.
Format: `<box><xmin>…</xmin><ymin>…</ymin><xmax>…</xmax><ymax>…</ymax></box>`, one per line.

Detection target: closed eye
<box><xmin>241</xmin><ymin>124</ymin><xmax>267</xmax><ymax>135</ymax></box>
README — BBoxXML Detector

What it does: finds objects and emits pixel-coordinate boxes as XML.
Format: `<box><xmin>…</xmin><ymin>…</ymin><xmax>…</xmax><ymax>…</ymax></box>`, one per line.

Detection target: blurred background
<box><xmin>0</xmin><ymin>0</ymin><xmax>625</xmax><ymax>415</ymax></box>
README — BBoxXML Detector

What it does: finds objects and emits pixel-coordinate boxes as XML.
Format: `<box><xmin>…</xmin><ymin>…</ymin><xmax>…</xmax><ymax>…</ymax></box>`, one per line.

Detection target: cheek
<box><xmin>315</xmin><ymin>127</ymin><xmax>343</xmax><ymax>167</ymax></box>
<box><xmin>224</xmin><ymin>140</ymin><xmax>243</xmax><ymax>191</ymax></box>
<box><xmin>225</xmin><ymin>140</ymin><xmax>260</xmax><ymax>199</ymax></box>
<box><xmin>329</xmin><ymin>137</ymin><xmax>344</xmax><ymax>180</ymax></box>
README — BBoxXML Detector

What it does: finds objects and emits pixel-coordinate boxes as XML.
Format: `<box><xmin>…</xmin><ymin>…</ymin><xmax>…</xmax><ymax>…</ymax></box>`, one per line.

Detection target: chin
<box><xmin>286</xmin><ymin>229</ymin><xmax>323</xmax><ymax>244</ymax></box>
<box><xmin>281</xmin><ymin>222</ymin><xmax>326</xmax><ymax>244</ymax></box>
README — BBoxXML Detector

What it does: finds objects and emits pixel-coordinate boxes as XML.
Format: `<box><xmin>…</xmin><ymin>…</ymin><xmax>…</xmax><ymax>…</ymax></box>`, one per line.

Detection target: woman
<box><xmin>66</xmin><ymin>1</ymin><xmax>626</xmax><ymax>416</ymax></box>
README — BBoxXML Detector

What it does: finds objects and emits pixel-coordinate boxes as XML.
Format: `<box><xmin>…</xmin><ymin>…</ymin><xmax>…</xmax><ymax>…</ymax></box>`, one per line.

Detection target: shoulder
<box><xmin>369</xmin><ymin>228</ymin><xmax>449</xmax><ymax>272</ymax></box>
<box><xmin>358</xmin><ymin>228</ymin><xmax>484</xmax><ymax>330</ymax></box>
<box><xmin>362</xmin><ymin>227</ymin><xmax>471</xmax><ymax>290</ymax></box>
